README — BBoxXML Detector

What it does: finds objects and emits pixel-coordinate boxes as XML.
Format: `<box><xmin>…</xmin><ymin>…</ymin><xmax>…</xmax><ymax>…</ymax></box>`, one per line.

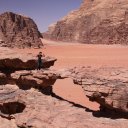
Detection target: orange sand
<box><xmin>16</xmin><ymin>39</ymin><xmax>128</xmax><ymax>110</ymax></box>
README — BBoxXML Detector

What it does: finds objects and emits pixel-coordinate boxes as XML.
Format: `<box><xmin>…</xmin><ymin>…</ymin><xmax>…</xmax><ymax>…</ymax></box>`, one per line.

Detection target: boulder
<box><xmin>44</xmin><ymin>0</ymin><xmax>128</xmax><ymax>44</ymax></box>
<box><xmin>70</xmin><ymin>67</ymin><xmax>128</xmax><ymax>113</ymax></box>
<box><xmin>0</xmin><ymin>12</ymin><xmax>43</xmax><ymax>48</ymax></box>
<box><xmin>0</xmin><ymin>48</ymin><xmax>57</xmax><ymax>71</ymax></box>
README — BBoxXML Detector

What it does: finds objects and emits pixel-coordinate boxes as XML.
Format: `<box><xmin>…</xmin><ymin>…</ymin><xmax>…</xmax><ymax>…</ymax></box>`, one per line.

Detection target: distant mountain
<box><xmin>44</xmin><ymin>0</ymin><xmax>128</xmax><ymax>44</ymax></box>
<box><xmin>0</xmin><ymin>12</ymin><xmax>43</xmax><ymax>48</ymax></box>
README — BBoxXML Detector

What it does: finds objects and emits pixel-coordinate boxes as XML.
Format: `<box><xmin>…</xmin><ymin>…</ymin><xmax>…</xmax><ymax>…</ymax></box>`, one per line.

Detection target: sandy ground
<box><xmin>16</xmin><ymin>39</ymin><xmax>128</xmax><ymax>110</ymax></box>
<box><xmin>42</xmin><ymin>39</ymin><xmax>128</xmax><ymax>69</ymax></box>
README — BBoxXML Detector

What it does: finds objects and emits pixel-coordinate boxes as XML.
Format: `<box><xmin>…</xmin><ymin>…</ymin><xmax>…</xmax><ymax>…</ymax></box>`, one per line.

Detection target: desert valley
<box><xmin>0</xmin><ymin>0</ymin><xmax>128</xmax><ymax>128</ymax></box>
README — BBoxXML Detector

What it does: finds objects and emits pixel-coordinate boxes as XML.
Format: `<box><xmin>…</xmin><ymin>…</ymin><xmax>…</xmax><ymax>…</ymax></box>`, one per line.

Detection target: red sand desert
<box><xmin>16</xmin><ymin>39</ymin><xmax>128</xmax><ymax>110</ymax></box>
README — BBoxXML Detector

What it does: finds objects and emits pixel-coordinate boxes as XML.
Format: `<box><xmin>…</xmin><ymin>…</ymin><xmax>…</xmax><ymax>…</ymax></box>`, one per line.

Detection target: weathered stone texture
<box><xmin>44</xmin><ymin>0</ymin><xmax>128</xmax><ymax>44</ymax></box>
<box><xmin>11</xmin><ymin>70</ymin><xmax>60</xmax><ymax>90</ymax></box>
<box><xmin>70</xmin><ymin>67</ymin><xmax>128</xmax><ymax>113</ymax></box>
<box><xmin>0</xmin><ymin>85</ymin><xmax>127</xmax><ymax>128</ymax></box>
<box><xmin>0</xmin><ymin>12</ymin><xmax>43</xmax><ymax>48</ymax></box>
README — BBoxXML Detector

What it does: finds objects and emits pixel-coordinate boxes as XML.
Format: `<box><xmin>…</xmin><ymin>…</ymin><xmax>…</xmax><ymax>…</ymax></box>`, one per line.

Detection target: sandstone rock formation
<box><xmin>67</xmin><ymin>66</ymin><xmax>128</xmax><ymax>113</ymax></box>
<box><xmin>0</xmin><ymin>47</ymin><xmax>56</xmax><ymax>70</ymax></box>
<box><xmin>0</xmin><ymin>48</ymin><xmax>58</xmax><ymax>93</ymax></box>
<box><xmin>0</xmin><ymin>12</ymin><xmax>43</xmax><ymax>48</ymax></box>
<box><xmin>0</xmin><ymin>85</ymin><xmax>128</xmax><ymax>128</ymax></box>
<box><xmin>0</xmin><ymin>48</ymin><xmax>128</xmax><ymax>127</ymax></box>
<box><xmin>44</xmin><ymin>0</ymin><xmax>128</xmax><ymax>44</ymax></box>
<box><xmin>11</xmin><ymin>70</ymin><xmax>60</xmax><ymax>90</ymax></box>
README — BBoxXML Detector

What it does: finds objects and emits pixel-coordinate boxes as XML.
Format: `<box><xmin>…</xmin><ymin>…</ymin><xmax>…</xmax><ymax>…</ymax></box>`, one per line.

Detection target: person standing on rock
<box><xmin>37</xmin><ymin>52</ymin><xmax>45</xmax><ymax>70</ymax></box>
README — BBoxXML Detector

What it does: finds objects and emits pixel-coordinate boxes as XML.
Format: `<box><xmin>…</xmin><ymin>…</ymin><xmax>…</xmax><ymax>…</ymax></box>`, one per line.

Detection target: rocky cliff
<box><xmin>44</xmin><ymin>0</ymin><xmax>128</xmax><ymax>44</ymax></box>
<box><xmin>0</xmin><ymin>12</ymin><xmax>43</xmax><ymax>48</ymax></box>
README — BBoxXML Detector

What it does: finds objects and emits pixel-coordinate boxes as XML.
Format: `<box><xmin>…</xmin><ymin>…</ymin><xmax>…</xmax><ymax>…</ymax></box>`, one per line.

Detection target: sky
<box><xmin>0</xmin><ymin>0</ymin><xmax>82</xmax><ymax>32</ymax></box>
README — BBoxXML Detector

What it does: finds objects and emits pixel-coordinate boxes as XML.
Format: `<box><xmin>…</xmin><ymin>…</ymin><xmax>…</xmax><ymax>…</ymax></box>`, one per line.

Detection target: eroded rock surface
<box><xmin>67</xmin><ymin>66</ymin><xmax>128</xmax><ymax>113</ymax></box>
<box><xmin>0</xmin><ymin>12</ymin><xmax>43</xmax><ymax>48</ymax></box>
<box><xmin>0</xmin><ymin>85</ymin><xmax>127</xmax><ymax>128</ymax></box>
<box><xmin>0</xmin><ymin>48</ymin><xmax>127</xmax><ymax>127</ymax></box>
<box><xmin>44</xmin><ymin>0</ymin><xmax>128</xmax><ymax>44</ymax></box>
<box><xmin>0</xmin><ymin>48</ymin><xmax>56</xmax><ymax>70</ymax></box>
<box><xmin>11</xmin><ymin>70</ymin><xmax>60</xmax><ymax>90</ymax></box>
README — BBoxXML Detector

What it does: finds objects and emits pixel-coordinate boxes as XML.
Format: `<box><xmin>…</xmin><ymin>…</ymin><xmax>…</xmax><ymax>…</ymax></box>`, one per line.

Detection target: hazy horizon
<box><xmin>0</xmin><ymin>0</ymin><xmax>82</xmax><ymax>32</ymax></box>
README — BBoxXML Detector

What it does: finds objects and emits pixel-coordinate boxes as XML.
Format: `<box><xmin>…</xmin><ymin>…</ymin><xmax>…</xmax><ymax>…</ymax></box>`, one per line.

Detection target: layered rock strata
<box><xmin>0</xmin><ymin>48</ymin><xmax>56</xmax><ymax>70</ymax></box>
<box><xmin>11</xmin><ymin>70</ymin><xmax>60</xmax><ymax>90</ymax></box>
<box><xmin>0</xmin><ymin>48</ymin><xmax>57</xmax><ymax>94</ymax></box>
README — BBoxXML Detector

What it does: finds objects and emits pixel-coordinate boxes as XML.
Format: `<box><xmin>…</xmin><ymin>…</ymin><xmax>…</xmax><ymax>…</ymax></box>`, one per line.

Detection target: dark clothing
<box><xmin>37</xmin><ymin>54</ymin><xmax>42</xmax><ymax>70</ymax></box>
<box><xmin>37</xmin><ymin>54</ymin><xmax>42</xmax><ymax>61</ymax></box>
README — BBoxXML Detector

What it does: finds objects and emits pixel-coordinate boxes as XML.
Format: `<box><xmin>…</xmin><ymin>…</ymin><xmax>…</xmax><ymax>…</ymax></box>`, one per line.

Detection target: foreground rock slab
<box><xmin>0</xmin><ymin>48</ymin><xmax>57</xmax><ymax>70</ymax></box>
<box><xmin>67</xmin><ymin>67</ymin><xmax>128</xmax><ymax>113</ymax></box>
<box><xmin>0</xmin><ymin>85</ymin><xmax>127</xmax><ymax>128</ymax></box>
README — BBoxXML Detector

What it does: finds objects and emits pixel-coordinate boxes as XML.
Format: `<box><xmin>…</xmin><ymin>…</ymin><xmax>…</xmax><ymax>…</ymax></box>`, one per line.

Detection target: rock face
<box><xmin>44</xmin><ymin>0</ymin><xmax>128</xmax><ymax>44</ymax></box>
<box><xmin>0</xmin><ymin>12</ymin><xmax>43</xmax><ymax>48</ymax></box>
<box><xmin>0</xmin><ymin>85</ymin><xmax>128</xmax><ymax>128</ymax></box>
<box><xmin>68</xmin><ymin>67</ymin><xmax>128</xmax><ymax>113</ymax></box>
<box><xmin>0</xmin><ymin>48</ymin><xmax>56</xmax><ymax>70</ymax></box>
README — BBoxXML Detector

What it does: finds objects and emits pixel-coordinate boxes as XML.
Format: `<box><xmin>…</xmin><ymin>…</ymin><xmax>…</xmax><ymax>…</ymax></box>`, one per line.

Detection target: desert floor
<box><xmin>16</xmin><ymin>39</ymin><xmax>128</xmax><ymax>111</ymax></box>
